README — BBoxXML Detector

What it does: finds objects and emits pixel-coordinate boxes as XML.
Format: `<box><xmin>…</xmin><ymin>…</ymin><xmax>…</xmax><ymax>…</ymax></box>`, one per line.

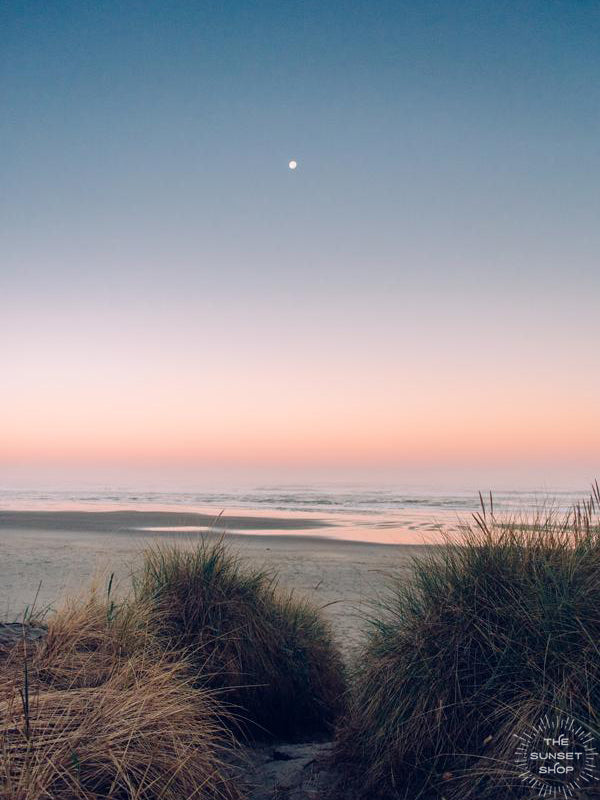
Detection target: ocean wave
<box><xmin>0</xmin><ymin>486</ymin><xmax>585</xmax><ymax>516</ymax></box>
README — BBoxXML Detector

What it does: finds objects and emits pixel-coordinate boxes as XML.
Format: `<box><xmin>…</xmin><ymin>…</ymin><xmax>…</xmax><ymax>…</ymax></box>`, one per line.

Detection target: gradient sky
<box><xmin>2</xmin><ymin>1</ymin><xmax>600</xmax><ymax>488</ymax></box>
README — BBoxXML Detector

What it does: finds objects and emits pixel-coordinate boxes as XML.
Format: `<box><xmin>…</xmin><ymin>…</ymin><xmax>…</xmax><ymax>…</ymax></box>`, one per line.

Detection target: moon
<box><xmin>288</xmin><ymin>160</ymin><xmax>297</xmax><ymax>170</ymax></box>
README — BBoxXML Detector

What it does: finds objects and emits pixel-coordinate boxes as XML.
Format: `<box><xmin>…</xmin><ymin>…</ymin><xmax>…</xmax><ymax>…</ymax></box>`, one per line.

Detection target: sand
<box><xmin>0</xmin><ymin>509</ymin><xmax>430</xmax><ymax>652</ymax></box>
<box><xmin>0</xmin><ymin>509</ymin><xmax>432</xmax><ymax>798</ymax></box>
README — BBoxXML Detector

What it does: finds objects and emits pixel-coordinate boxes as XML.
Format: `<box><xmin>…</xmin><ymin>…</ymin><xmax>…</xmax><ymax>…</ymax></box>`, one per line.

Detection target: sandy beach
<box><xmin>0</xmin><ymin>509</ymin><xmax>427</xmax><ymax>652</ymax></box>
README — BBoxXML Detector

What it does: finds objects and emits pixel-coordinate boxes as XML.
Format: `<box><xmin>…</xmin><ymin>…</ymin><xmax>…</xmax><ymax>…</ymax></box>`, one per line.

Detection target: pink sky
<box><xmin>2</xmin><ymin>286</ymin><xmax>599</xmax><ymax>487</ymax></box>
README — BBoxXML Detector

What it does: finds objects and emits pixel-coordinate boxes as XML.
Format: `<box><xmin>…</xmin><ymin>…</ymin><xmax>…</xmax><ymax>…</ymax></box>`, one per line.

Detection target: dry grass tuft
<box><xmin>0</xmin><ymin>592</ymin><xmax>243</xmax><ymax>800</ymax></box>
<box><xmin>336</xmin><ymin>484</ymin><xmax>600</xmax><ymax>799</ymax></box>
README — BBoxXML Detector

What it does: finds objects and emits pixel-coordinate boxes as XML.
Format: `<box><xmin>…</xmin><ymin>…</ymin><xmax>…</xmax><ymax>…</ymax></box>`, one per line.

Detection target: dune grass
<box><xmin>134</xmin><ymin>538</ymin><xmax>346</xmax><ymax>741</ymax></box>
<box><xmin>336</xmin><ymin>485</ymin><xmax>600</xmax><ymax>799</ymax></box>
<box><xmin>0</xmin><ymin>591</ymin><xmax>242</xmax><ymax>800</ymax></box>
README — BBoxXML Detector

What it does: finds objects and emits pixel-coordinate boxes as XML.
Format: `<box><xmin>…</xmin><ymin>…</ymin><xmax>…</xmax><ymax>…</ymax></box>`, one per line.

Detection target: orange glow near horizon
<box><xmin>3</xmin><ymin>346</ymin><xmax>600</xmax><ymax>470</ymax></box>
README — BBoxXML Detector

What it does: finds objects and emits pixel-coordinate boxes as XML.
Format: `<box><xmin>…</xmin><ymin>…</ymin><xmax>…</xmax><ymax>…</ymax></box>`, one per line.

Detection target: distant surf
<box><xmin>0</xmin><ymin>485</ymin><xmax>584</xmax><ymax>515</ymax></box>
<box><xmin>0</xmin><ymin>485</ymin><xmax>586</xmax><ymax>545</ymax></box>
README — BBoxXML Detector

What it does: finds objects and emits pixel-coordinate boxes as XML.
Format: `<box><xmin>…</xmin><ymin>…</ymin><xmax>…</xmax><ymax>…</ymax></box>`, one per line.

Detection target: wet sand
<box><xmin>0</xmin><ymin>509</ymin><xmax>431</xmax><ymax>651</ymax></box>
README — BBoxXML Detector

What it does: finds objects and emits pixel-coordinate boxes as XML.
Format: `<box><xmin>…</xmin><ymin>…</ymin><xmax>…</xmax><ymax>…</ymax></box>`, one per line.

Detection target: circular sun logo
<box><xmin>513</xmin><ymin>715</ymin><xmax>598</xmax><ymax>798</ymax></box>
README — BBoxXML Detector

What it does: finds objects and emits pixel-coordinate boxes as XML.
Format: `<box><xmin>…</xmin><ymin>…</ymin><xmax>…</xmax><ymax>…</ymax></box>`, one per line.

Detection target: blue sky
<box><xmin>1</xmin><ymin>1</ymin><xmax>599</xmax><ymax>488</ymax></box>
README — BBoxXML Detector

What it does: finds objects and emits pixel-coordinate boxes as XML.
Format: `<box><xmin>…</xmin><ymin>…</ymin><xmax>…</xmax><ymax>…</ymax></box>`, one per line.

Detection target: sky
<box><xmin>1</xmin><ymin>0</ymin><xmax>600</xmax><ymax>490</ymax></box>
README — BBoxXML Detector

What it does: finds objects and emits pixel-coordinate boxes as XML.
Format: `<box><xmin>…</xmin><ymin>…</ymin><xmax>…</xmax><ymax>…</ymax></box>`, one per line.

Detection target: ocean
<box><xmin>0</xmin><ymin>484</ymin><xmax>589</xmax><ymax>544</ymax></box>
<box><xmin>0</xmin><ymin>484</ymin><xmax>586</xmax><ymax>514</ymax></box>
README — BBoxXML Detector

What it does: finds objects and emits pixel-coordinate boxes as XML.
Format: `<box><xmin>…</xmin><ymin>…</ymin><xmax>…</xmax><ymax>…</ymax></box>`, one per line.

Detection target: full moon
<box><xmin>288</xmin><ymin>160</ymin><xmax>297</xmax><ymax>170</ymax></box>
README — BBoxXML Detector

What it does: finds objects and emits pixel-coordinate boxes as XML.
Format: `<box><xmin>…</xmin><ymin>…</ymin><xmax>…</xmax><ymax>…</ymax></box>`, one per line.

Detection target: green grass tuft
<box><xmin>134</xmin><ymin>538</ymin><xmax>346</xmax><ymax>741</ymax></box>
<box><xmin>336</xmin><ymin>484</ymin><xmax>600</xmax><ymax>799</ymax></box>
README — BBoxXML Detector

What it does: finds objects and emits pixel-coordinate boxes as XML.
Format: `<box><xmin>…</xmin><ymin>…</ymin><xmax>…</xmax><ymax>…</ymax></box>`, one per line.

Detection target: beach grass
<box><xmin>0</xmin><ymin>591</ymin><xmax>242</xmax><ymax>800</ymax></box>
<box><xmin>335</xmin><ymin>485</ymin><xmax>600</xmax><ymax>799</ymax></box>
<box><xmin>134</xmin><ymin>538</ymin><xmax>346</xmax><ymax>741</ymax></box>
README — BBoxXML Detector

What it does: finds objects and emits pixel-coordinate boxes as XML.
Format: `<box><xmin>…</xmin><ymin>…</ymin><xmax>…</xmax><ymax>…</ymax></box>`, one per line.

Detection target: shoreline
<box><xmin>0</xmin><ymin>508</ymin><xmax>336</xmax><ymax>533</ymax></box>
<box><xmin>0</xmin><ymin>507</ymin><xmax>451</xmax><ymax>545</ymax></box>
